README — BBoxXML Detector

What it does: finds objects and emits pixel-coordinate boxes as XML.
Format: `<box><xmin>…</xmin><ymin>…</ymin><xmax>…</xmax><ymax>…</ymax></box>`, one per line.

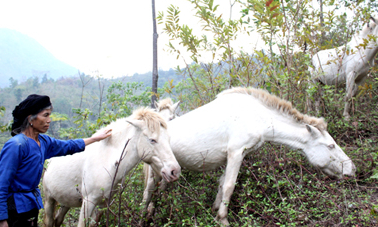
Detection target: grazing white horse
<box><xmin>310</xmin><ymin>16</ymin><xmax>378</xmax><ymax>119</ymax></box>
<box><xmin>143</xmin><ymin>87</ymin><xmax>356</xmax><ymax>226</ymax></box>
<box><xmin>43</xmin><ymin>108</ymin><xmax>181</xmax><ymax>227</ymax></box>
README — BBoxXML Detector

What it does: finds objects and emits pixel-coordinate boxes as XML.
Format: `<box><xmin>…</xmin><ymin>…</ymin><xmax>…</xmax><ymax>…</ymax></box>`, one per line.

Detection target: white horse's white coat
<box><xmin>43</xmin><ymin>108</ymin><xmax>181</xmax><ymax>227</ymax></box>
<box><xmin>310</xmin><ymin>16</ymin><xmax>378</xmax><ymax>119</ymax></box>
<box><xmin>144</xmin><ymin>87</ymin><xmax>355</xmax><ymax>226</ymax></box>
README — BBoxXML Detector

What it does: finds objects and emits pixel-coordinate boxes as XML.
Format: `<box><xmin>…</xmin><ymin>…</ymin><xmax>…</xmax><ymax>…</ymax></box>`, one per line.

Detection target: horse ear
<box><xmin>172</xmin><ymin>101</ymin><xmax>181</xmax><ymax>113</ymax></box>
<box><xmin>126</xmin><ymin>119</ymin><xmax>145</xmax><ymax>130</ymax></box>
<box><xmin>306</xmin><ymin>125</ymin><xmax>320</xmax><ymax>137</ymax></box>
<box><xmin>154</xmin><ymin>100</ymin><xmax>159</xmax><ymax>109</ymax></box>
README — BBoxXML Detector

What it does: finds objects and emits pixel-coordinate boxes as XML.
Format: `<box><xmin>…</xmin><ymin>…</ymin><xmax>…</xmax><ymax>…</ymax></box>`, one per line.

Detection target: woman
<box><xmin>0</xmin><ymin>94</ymin><xmax>112</xmax><ymax>227</ymax></box>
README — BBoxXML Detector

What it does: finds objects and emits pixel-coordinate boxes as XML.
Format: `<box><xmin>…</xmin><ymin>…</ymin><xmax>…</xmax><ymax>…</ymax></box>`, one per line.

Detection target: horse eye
<box><xmin>150</xmin><ymin>139</ymin><xmax>157</xmax><ymax>144</ymax></box>
<box><xmin>328</xmin><ymin>144</ymin><xmax>335</xmax><ymax>149</ymax></box>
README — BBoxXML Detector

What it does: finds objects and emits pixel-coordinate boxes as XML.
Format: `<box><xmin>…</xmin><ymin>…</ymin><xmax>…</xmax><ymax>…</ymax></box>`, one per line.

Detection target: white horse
<box><xmin>43</xmin><ymin>108</ymin><xmax>181</xmax><ymax>227</ymax></box>
<box><xmin>154</xmin><ymin>98</ymin><xmax>180</xmax><ymax>121</ymax></box>
<box><xmin>310</xmin><ymin>16</ymin><xmax>378</xmax><ymax>119</ymax></box>
<box><xmin>143</xmin><ymin>87</ymin><xmax>356</xmax><ymax>226</ymax></box>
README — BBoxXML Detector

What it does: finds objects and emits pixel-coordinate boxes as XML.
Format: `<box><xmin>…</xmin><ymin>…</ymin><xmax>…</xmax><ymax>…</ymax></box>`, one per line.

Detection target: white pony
<box><xmin>43</xmin><ymin>108</ymin><xmax>181</xmax><ymax>227</ymax></box>
<box><xmin>143</xmin><ymin>87</ymin><xmax>356</xmax><ymax>226</ymax></box>
<box><xmin>310</xmin><ymin>16</ymin><xmax>378</xmax><ymax>119</ymax></box>
<box><xmin>154</xmin><ymin>98</ymin><xmax>180</xmax><ymax>121</ymax></box>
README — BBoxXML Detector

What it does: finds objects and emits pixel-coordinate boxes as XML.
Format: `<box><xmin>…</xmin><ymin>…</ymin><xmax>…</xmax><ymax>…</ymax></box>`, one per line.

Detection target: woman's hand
<box><xmin>83</xmin><ymin>129</ymin><xmax>112</xmax><ymax>146</ymax></box>
<box><xmin>0</xmin><ymin>220</ymin><xmax>8</xmax><ymax>227</ymax></box>
<box><xmin>91</xmin><ymin>129</ymin><xmax>113</xmax><ymax>142</ymax></box>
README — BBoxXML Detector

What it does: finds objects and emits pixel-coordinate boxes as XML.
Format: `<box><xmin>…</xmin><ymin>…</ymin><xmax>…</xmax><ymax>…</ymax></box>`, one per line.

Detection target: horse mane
<box><xmin>133</xmin><ymin>107</ymin><xmax>168</xmax><ymax>132</ymax></box>
<box><xmin>218</xmin><ymin>87</ymin><xmax>328</xmax><ymax>131</ymax></box>
<box><xmin>102</xmin><ymin>107</ymin><xmax>167</xmax><ymax>144</ymax></box>
<box><xmin>156</xmin><ymin>98</ymin><xmax>173</xmax><ymax>111</ymax></box>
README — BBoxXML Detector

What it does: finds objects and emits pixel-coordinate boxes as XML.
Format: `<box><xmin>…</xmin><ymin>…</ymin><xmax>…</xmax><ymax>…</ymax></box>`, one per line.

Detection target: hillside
<box><xmin>0</xmin><ymin>28</ymin><xmax>78</xmax><ymax>87</ymax></box>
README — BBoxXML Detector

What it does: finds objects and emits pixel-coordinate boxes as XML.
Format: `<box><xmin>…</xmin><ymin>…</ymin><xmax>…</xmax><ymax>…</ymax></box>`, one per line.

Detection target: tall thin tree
<box><xmin>78</xmin><ymin>71</ymin><xmax>92</xmax><ymax>109</ymax></box>
<box><xmin>97</xmin><ymin>77</ymin><xmax>105</xmax><ymax>116</ymax></box>
<box><xmin>151</xmin><ymin>0</ymin><xmax>158</xmax><ymax>108</ymax></box>
<box><xmin>319</xmin><ymin>0</ymin><xmax>325</xmax><ymax>46</ymax></box>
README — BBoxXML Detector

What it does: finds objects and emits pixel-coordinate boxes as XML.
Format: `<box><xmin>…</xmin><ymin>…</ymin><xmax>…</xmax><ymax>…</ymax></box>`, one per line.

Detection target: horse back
<box><xmin>311</xmin><ymin>48</ymin><xmax>348</xmax><ymax>84</ymax></box>
<box><xmin>168</xmin><ymin>93</ymin><xmax>268</xmax><ymax>171</ymax></box>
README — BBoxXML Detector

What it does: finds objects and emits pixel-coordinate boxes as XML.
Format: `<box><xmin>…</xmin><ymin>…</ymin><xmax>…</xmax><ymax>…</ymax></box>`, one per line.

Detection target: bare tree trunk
<box><xmin>151</xmin><ymin>0</ymin><xmax>158</xmax><ymax>108</ymax></box>
<box><xmin>319</xmin><ymin>0</ymin><xmax>325</xmax><ymax>46</ymax></box>
<box><xmin>228</xmin><ymin>0</ymin><xmax>236</xmax><ymax>88</ymax></box>
<box><xmin>97</xmin><ymin>77</ymin><xmax>104</xmax><ymax>116</ymax></box>
<box><xmin>79</xmin><ymin>72</ymin><xmax>92</xmax><ymax>109</ymax></box>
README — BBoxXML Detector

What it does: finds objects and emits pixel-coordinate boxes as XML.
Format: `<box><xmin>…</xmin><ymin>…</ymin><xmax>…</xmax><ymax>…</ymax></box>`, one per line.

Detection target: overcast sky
<box><xmin>0</xmin><ymin>0</ymin><xmax>262</xmax><ymax>79</ymax></box>
<box><xmin>0</xmin><ymin>0</ymin><xmax>361</xmax><ymax>80</ymax></box>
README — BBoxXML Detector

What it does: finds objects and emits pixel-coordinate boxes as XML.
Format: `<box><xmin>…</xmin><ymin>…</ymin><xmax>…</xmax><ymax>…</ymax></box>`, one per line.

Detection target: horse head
<box><xmin>154</xmin><ymin>98</ymin><xmax>180</xmax><ymax>121</ymax></box>
<box><xmin>127</xmin><ymin>108</ymin><xmax>181</xmax><ymax>182</ymax></box>
<box><xmin>303</xmin><ymin>125</ymin><xmax>356</xmax><ymax>178</ymax></box>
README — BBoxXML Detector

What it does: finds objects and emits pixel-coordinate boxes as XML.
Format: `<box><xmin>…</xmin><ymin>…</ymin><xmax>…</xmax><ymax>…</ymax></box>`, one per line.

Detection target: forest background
<box><xmin>0</xmin><ymin>0</ymin><xmax>378</xmax><ymax>226</ymax></box>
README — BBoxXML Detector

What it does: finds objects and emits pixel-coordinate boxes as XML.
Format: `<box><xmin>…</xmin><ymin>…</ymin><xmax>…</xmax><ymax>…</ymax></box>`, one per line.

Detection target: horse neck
<box><xmin>264</xmin><ymin>116</ymin><xmax>309</xmax><ymax>151</ymax></box>
<box><xmin>366</xmin><ymin>47</ymin><xmax>378</xmax><ymax>62</ymax></box>
<box><xmin>115</xmin><ymin>138</ymin><xmax>141</xmax><ymax>182</ymax></box>
<box><xmin>357</xmin><ymin>42</ymin><xmax>378</xmax><ymax>64</ymax></box>
<box><xmin>344</xmin><ymin>34</ymin><xmax>378</xmax><ymax>67</ymax></box>
<box><xmin>353</xmin><ymin>30</ymin><xmax>378</xmax><ymax>54</ymax></box>
<box><xmin>106</xmin><ymin>125</ymin><xmax>142</xmax><ymax>183</ymax></box>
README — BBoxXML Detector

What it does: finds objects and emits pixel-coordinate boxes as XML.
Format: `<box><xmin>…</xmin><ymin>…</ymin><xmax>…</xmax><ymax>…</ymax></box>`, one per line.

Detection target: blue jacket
<box><xmin>0</xmin><ymin>134</ymin><xmax>85</xmax><ymax>220</ymax></box>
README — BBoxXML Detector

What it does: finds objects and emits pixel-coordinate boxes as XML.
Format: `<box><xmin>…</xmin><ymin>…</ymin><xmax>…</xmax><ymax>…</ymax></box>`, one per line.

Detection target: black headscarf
<box><xmin>11</xmin><ymin>94</ymin><xmax>51</xmax><ymax>136</ymax></box>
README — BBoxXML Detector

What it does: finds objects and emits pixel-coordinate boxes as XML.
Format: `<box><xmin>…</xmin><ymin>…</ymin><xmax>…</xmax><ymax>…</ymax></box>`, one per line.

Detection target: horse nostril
<box><xmin>171</xmin><ymin>170</ymin><xmax>175</xmax><ymax>176</ymax></box>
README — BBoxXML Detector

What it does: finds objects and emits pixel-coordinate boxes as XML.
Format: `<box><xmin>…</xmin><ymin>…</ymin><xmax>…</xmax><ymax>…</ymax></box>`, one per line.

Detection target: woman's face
<box><xmin>30</xmin><ymin>109</ymin><xmax>52</xmax><ymax>133</ymax></box>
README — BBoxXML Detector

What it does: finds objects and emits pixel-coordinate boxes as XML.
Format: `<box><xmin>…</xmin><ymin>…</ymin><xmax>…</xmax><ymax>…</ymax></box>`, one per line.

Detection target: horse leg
<box><xmin>344</xmin><ymin>71</ymin><xmax>358</xmax><ymax>120</ymax></box>
<box><xmin>94</xmin><ymin>208</ymin><xmax>104</xmax><ymax>225</ymax></box>
<box><xmin>212</xmin><ymin>173</ymin><xmax>225</xmax><ymax>212</ymax></box>
<box><xmin>306</xmin><ymin>79</ymin><xmax>317</xmax><ymax>114</ymax></box>
<box><xmin>43</xmin><ymin>195</ymin><xmax>57</xmax><ymax>227</ymax></box>
<box><xmin>140</xmin><ymin>165</ymin><xmax>161</xmax><ymax>225</ymax></box>
<box><xmin>54</xmin><ymin>206</ymin><xmax>70</xmax><ymax>227</ymax></box>
<box><xmin>78</xmin><ymin>197</ymin><xmax>97</xmax><ymax>227</ymax></box>
<box><xmin>143</xmin><ymin>165</ymin><xmax>155</xmax><ymax>212</ymax></box>
<box><xmin>306</xmin><ymin>79</ymin><xmax>323</xmax><ymax>115</ymax></box>
<box><xmin>305</xmin><ymin>94</ymin><xmax>313</xmax><ymax>113</ymax></box>
<box><xmin>89</xmin><ymin>207</ymin><xmax>102</xmax><ymax>227</ymax></box>
<box><xmin>215</xmin><ymin>151</ymin><xmax>244</xmax><ymax>226</ymax></box>
<box><xmin>142</xmin><ymin>165</ymin><xmax>160</xmax><ymax>214</ymax></box>
<box><xmin>315</xmin><ymin>84</ymin><xmax>323</xmax><ymax>115</ymax></box>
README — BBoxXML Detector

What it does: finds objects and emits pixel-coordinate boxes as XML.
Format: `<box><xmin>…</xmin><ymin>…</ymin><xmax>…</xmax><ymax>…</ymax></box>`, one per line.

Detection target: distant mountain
<box><xmin>0</xmin><ymin>28</ymin><xmax>78</xmax><ymax>87</ymax></box>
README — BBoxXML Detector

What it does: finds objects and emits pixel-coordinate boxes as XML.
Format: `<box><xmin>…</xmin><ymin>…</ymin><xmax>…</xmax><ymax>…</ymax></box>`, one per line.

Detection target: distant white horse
<box><xmin>154</xmin><ymin>98</ymin><xmax>180</xmax><ymax>121</ymax></box>
<box><xmin>143</xmin><ymin>87</ymin><xmax>356</xmax><ymax>226</ymax></box>
<box><xmin>310</xmin><ymin>16</ymin><xmax>378</xmax><ymax>119</ymax></box>
<box><xmin>43</xmin><ymin>108</ymin><xmax>181</xmax><ymax>227</ymax></box>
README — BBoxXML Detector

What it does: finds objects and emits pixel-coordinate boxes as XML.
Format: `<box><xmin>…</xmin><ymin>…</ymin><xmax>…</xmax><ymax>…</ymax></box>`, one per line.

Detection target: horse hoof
<box><xmin>343</xmin><ymin>114</ymin><xmax>351</xmax><ymax>121</ymax></box>
<box><xmin>215</xmin><ymin>216</ymin><xmax>230</xmax><ymax>226</ymax></box>
<box><xmin>212</xmin><ymin>204</ymin><xmax>220</xmax><ymax>212</ymax></box>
